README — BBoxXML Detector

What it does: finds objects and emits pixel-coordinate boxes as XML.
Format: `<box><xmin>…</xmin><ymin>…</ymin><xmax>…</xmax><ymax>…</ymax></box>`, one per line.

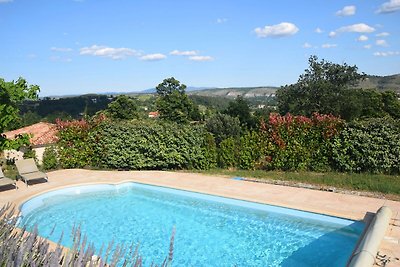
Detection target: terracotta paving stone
<box><xmin>1</xmin><ymin>169</ymin><xmax>399</xmax><ymax>265</ymax></box>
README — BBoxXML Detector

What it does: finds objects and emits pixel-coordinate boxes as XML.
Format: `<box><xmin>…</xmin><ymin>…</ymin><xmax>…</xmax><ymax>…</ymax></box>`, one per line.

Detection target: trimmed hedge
<box><xmin>331</xmin><ymin>117</ymin><xmax>400</xmax><ymax>174</ymax></box>
<box><xmin>55</xmin><ymin>114</ymin><xmax>400</xmax><ymax>175</ymax></box>
<box><xmin>56</xmin><ymin>119</ymin><xmax>217</xmax><ymax>170</ymax></box>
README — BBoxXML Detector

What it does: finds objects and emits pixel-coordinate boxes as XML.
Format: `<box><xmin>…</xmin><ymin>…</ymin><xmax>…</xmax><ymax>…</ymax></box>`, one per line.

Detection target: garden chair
<box><xmin>15</xmin><ymin>158</ymin><xmax>48</xmax><ymax>186</ymax></box>
<box><xmin>0</xmin><ymin>168</ymin><xmax>17</xmax><ymax>190</ymax></box>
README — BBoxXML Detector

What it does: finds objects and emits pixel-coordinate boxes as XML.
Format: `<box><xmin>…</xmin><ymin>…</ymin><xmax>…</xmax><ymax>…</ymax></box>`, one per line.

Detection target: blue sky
<box><xmin>1</xmin><ymin>0</ymin><xmax>399</xmax><ymax>96</ymax></box>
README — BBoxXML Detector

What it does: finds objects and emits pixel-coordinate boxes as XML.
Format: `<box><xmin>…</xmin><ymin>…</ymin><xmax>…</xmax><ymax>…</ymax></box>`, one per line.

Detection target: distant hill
<box><xmin>188</xmin><ymin>86</ymin><xmax>278</xmax><ymax>98</ymax></box>
<box><xmin>356</xmin><ymin>74</ymin><xmax>400</xmax><ymax>92</ymax></box>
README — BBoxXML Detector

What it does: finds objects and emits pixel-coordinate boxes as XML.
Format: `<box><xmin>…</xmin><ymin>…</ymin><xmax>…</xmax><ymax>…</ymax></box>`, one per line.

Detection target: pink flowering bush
<box><xmin>260</xmin><ymin>113</ymin><xmax>344</xmax><ymax>171</ymax></box>
<box><xmin>56</xmin><ymin>114</ymin><xmax>107</xmax><ymax>168</ymax></box>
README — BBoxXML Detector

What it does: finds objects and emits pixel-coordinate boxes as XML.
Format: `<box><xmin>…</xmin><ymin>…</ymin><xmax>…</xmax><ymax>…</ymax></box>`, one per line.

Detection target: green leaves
<box><xmin>331</xmin><ymin>118</ymin><xmax>400</xmax><ymax>174</ymax></box>
<box><xmin>57</xmin><ymin>119</ymin><xmax>217</xmax><ymax>170</ymax></box>
<box><xmin>277</xmin><ymin>55</ymin><xmax>365</xmax><ymax>118</ymax></box>
<box><xmin>0</xmin><ymin>77</ymin><xmax>40</xmax><ymax>150</ymax></box>
<box><xmin>155</xmin><ymin>77</ymin><xmax>199</xmax><ymax>123</ymax></box>
<box><xmin>105</xmin><ymin>95</ymin><xmax>139</xmax><ymax>120</ymax></box>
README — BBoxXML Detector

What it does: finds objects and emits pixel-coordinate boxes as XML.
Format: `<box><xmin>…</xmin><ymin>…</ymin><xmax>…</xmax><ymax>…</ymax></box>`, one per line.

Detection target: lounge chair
<box><xmin>0</xmin><ymin>168</ymin><xmax>17</xmax><ymax>190</ymax></box>
<box><xmin>15</xmin><ymin>158</ymin><xmax>48</xmax><ymax>186</ymax></box>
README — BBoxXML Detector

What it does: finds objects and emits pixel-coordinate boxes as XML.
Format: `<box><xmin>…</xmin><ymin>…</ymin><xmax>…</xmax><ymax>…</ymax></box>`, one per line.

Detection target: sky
<box><xmin>0</xmin><ymin>0</ymin><xmax>400</xmax><ymax>96</ymax></box>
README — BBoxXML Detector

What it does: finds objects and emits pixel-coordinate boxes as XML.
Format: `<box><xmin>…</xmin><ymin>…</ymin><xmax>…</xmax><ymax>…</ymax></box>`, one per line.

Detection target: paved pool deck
<box><xmin>1</xmin><ymin>169</ymin><xmax>399</xmax><ymax>265</ymax></box>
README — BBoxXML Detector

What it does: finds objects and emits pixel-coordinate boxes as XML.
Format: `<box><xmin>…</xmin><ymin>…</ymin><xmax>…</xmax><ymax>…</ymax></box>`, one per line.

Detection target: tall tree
<box><xmin>155</xmin><ymin>77</ymin><xmax>199</xmax><ymax>123</ymax></box>
<box><xmin>277</xmin><ymin>55</ymin><xmax>365</xmax><ymax>117</ymax></box>
<box><xmin>106</xmin><ymin>95</ymin><xmax>139</xmax><ymax>120</ymax></box>
<box><xmin>0</xmin><ymin>77</ymin><xmax>40</xmax><ymax>150</ymax></box>
<box><xmin>224</xmin><ymin>95</ymin><xmax>255</xmax><ymax>129</ymax></box>
<box><xmin>206</xmin><ymin>113</ymin><xmax>242</xmax><ymax>145</ymax></box>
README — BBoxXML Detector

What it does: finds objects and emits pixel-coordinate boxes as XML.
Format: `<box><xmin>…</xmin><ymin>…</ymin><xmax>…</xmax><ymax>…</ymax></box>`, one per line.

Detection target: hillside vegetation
<box><xmin>356</xmin><ymin>74</ymin><xmax>400</xmax><ymax>92</ymax></box>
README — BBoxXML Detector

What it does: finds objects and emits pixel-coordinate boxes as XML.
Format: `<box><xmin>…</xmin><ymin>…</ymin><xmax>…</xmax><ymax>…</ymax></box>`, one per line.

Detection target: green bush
<box><xmin>218</xmin><ymin>137</ymin><xmax>238</xmax><ymax>168</ymax></box>
<box><xmin>22</xmin><ymin>145</ymin><xmax>37</xmax><ymax>161</ymax></box>
<box><xmin>261</xmin><ymin>113</ymin><xmax>343</xmax><ymax>171</ymax></box>
<box><xmin>91</xmin><ymin>120</ymin><xmax>216</xmax><ymax>170</ymax></box>
<box><xmin>331</xmin><ymin>117</ymin><xmax>400</xmax><ymax>174</ymax></box>
<box><xmin>238</xmin><ymin>131</ymin><xmax>263</xmax><ymax>170</ymax></box>
<box><xmin>42</xmin><ymin>145</ymin><xmax>59</xmax><ymax>170</ymax></box>
<box><xmin>56</xmin><ymin>118</ymin><xmax>99</xmax><ymax>168</ymax></box>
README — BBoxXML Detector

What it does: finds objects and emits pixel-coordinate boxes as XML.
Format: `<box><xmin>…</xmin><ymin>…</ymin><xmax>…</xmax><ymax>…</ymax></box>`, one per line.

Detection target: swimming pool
<box><xmin>20</xmin><ymin>183</ymin><xmax>364</xmax><ymax>266</ymax></box>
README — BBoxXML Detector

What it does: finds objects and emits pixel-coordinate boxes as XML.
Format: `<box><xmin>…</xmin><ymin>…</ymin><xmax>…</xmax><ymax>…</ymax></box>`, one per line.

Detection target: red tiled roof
<box><xmin>3</xmin><ymin>122</ymin><xmax>59</xmax><ymax>146</ymax></box>
<box><xmin>148</xmin><ymin>111</ymin><xmax>160</xmax><ymax>117</ymax></box>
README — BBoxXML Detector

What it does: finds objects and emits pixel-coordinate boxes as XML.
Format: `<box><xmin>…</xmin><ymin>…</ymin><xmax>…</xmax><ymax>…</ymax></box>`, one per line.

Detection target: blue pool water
<box><xmin>20</xmin><ymin>183</ymin><xmax>364</xmax><ymax>266</ymax></box>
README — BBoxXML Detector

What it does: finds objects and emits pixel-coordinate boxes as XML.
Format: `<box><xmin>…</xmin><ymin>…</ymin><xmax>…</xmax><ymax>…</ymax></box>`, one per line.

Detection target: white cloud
<box><xmin>376</xmin><ymin>32</ymin><xmax>390</xmax><ymax>37</ymax></box>
<box><xmin>139</xmin><ymin>53</ymin><xmax>166</xmax><ymax>61</ymax></box>
<box><xmin>302</xmin><ymin>42</ymin><xmax>312</xmax><ymax>48</ymax></box>
<box><xmin>0</xmin><ymin>0</ymin><xmax>13</xmax><ymax>3</ymax></box>
<box><xmin>337</xmin><ymin>23</ymin><xmax>375</xmax><ymax>33</ymax></box>
<box><xmin>373</xmin><ymin>51</ymin><xmax>400</xmax><ymax>56</ymax></box>
<box><xmin>364</xmin><ymin>44</ymin><xmax>372</xmax><ymax>49</ymax></box>
<box><xmin>170</xmin><ymin>50</ymin><xmax>198</xmax><ymax>56</ymax></box>
<box><xmin>51</xmin><ymin>47</ymin><xmax>73</xmax><ymax>52</ymax></box>
<box><xmin>189</xmin><ymin>55</ymin><xmax>214</xmax><ymax>61</ymax></box>
<box><xmin>80</xmin><ymin>45</ymin><xmax>139</xmax><ymax>60</ymax></box>
<box><xmin>376</xmin><ymin>39</ymin><xmax>388</xmax><ymax>46</ymax></box>
<box><xmin>315</xmin><ymin>27</ymin><xmax>323</xmax><ymax>33</ymax></box>
<box><xmin>336</xmin><ymin>5</ymin><xmax>356</xmax><ymax>16</ymax></box>
<box><xmin>329</xmin><ymin>31</ymin><xmax>337</xmax><ymax>38</ymax></box>
<box><xmin>377</xmin><ymin>0</ymin><xmax>400</xmax><ymax>13</ymax></box>
<box><xmin>357</xmin><ymin>35</ymin><xmax>369</xmax><ymax>41</ymax></box>
<box><xmin>254</xmin><ymin>22</ymin><xmax>299</xmax><ymax>38</ymax></box>
<box><xmin>217</xmin><ymin>18</ymin><xmax>228</xmax><ymax>24</ymax></box>
<box><xmin>322</xmin><ymin>43</ymin><xmax>338</xmax><ymax>48</ymax></box>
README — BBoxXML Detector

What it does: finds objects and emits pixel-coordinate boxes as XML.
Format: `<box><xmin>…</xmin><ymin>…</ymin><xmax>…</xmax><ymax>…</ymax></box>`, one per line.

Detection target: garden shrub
<box><xmin>91</xmin><ymin>120</ymin><xmax>216</xmax><ymax>170</ymax></box>
<box><xmin>206</xmin><ymin>113</ymin><xmax>242</xmax><ymax>145</ymax></box>
<box><xmin>260</xmin><ymin>113</ymin><xmax>344</xmax><ymax>171</ymax></box>
<box><xmin>331</xmin><ymin>117</ymin><xmax>400</xmax><ymax>174</ymax></box>
<box><xmin>22</xmin><ymin>145</ymin><xmax>37</xmax><ymax>162</ymax></box>
<box><xmin>56</xmin><ymin>115</ymin><xmax>106</xmax><ymax>168</ymax></box>
<box><xmin>218</xmin><ymin>137</ymin><xmax>238</xmax><ymax>168</ymax></box>
<box><xmin>42</xmin><ymin>145</ymin><xmax>59</xmax><ymax>170</ymax></box>
<box><xmin>238</xmin><ymin>131</ymin><xmax>263</xmax><ymax>170</ymax></box>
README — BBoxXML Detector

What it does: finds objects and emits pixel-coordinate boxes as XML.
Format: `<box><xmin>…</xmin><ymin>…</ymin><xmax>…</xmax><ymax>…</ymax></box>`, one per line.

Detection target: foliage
<box><xmin>42</xmin><ymin>145</ymin><xmax>59</xmax><ymax>170</ymax></box>
<box><xmin>331</xmin><ymin>117</ymin><xmax>400</xmax><ymax>174</ymax></box>
<box><xmin>22</xmin><ymin>145</ymin><xmax>37</xmax><ymax>162</ymax></box>
<box><xmin>56</xmin><ymin>115</ymin><xmax>106</xmax><ymax>168</ymax></box>
<box><xmin>218</xmin><ymin>137</ymin><xmax>238</xmax><ymax>169</ymax></box>
<box><xmin>277</xmin><ymin>55</ymin><xmax>365</xmax><ymax>118</ymax></box>
<box><xmin>201</xmin><ymin>132</ymin><xmax>218</xmax><ymax>169</ymax></box>
<box><xmin>261</xmin><ymin>113</ymin><xmax>344</xmax><ymax>171</ymax></box>
<box><xmin>0</xmin><ymin>77</ymin><xmax>39</xmax><ymax>151</ymax></box>
<box><xmin>206</xmin><ymin>113</ymin><xmax>242</xmax><ymax>145</ymax></box>
<box><xmin>155</xmin><ymin>77</ymin><xmax>200</xmax><ymax>123</ymax></box>
<box><xmin>0</xmin><ymin>204</ymin><xmax>174</xmax><ymax>267</ymax></box>
<box><xmin>89</xmin><ymin>120</ymin><xmax>215</xmax><ymax>170</ymax></box>
<box><xmin>21</xmin><ymin>95</ymin><xmax>112</xmax><ymax>120</ymax></box>
<box><xmin>238</xmin><ymin>131</ymin><xmax>264</xmax><ymax>170</ymax></box>
<box><xmin>106</xmin><ymin>95</ymin><xmax>139</xmax><ymax>120</ymax></box>
<box><xmin>224</xmin><ymin>95</ymin><xmax>256</xmax><ymax>129</ymax></box>
<box><xmin>339</xmin><ymin>89</ymin><xmax>400</xmax><ymax>121</ymax></box>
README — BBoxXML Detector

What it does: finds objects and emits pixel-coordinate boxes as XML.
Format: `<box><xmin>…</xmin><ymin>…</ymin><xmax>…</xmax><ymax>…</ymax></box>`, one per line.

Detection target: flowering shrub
<box><xmin>56</xmin><ymin>115</ymin><xmax>106</xmax><ymax>168</ymax></box>
<box><xmin>261</xmin><ymin>113</ymin><xmax>344</xmax><ymax>171</ymax></box>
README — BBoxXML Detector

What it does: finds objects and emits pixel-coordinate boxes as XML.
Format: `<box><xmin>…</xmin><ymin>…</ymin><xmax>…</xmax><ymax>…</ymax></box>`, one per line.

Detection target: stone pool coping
<box><xmin>1</xmin><ymin>169</ymin><xmax>399</xmax><ymax>266</ymax></box>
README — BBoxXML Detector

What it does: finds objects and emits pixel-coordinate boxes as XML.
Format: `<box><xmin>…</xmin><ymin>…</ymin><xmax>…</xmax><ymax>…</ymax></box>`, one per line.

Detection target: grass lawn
<box><xmin>193</xmin><ymin>169</ymin><xmax>400</xmax><ymax>201</ymax></box>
